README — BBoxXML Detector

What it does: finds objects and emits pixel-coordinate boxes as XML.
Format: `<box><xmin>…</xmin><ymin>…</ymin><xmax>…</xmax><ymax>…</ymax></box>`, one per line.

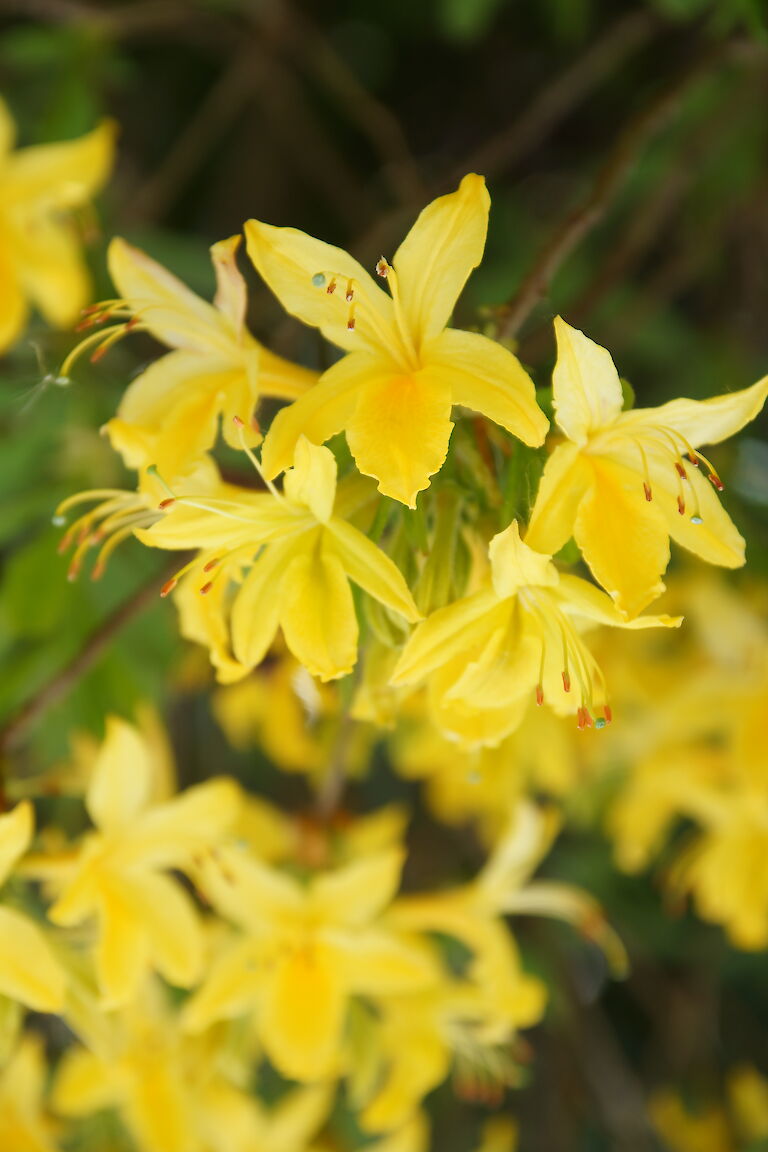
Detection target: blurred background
<box><xmin>1</xmin><ymin>1</ymin><xmax>768</xmax><ymax>1149</ymax></box>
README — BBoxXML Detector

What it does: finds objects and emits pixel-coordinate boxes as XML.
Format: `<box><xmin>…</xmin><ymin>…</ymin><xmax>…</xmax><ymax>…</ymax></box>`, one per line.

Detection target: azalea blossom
<box><xmin>138</xmin><ymin>436</ymin><xmax>421</xmax><ymax>682</ymax></box>
<box><xmin>391</xmin><ymin>519</ymin><xmax>681</xmax><ymax>745</ymax></box>
<box><xmin>65</xmin><ymin>235</ymin><xmax>316</xmax><ymax>478</ymax></box>
<box><xmin>0</xmin><ymin>96</ymin><xmax>114</xmax><ymax>350</ymax></box>
<box><xmin>247</xmin><ymin>174</ymin><xmax>548</xmax><ymax>506</ymax></box>
<box><xmin>526</xmin><ymin>317</ymin><xmax>768</xmax><ymax>616</ymax></box>
<box><xmin>44</xmin><ymin>716</ymin><xmax>240</xmax><ymax>1007</ymax></box>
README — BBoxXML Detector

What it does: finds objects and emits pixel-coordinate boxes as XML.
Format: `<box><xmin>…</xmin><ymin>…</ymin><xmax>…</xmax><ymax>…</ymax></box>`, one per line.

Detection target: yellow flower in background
<box><xmin>53</xmin><ymin>979</ymin><xmax>333</xmax><ymax>1152</ymax></box>
<box><xmin>526</xmin><ymin>317</ymin><xmax>768</xmax><ymax>616</ymax></box>
<box><xmin>0</xmin><ymin>1033</ymin><xmax>60</xmax><ymax>1152</ymax></box>
<box><xmin>0</xmin><ymin>802</ymin><xmax>66</xmax><ymax>1014</ymax></box>
<box><xmin>139</xmin><ymin>437</ymin><xmax>421</xmax><ymax>681</ymax></box>
<box><xmin>248</xmin><ymin>174</ymin><xmax>548</xmax><ymax>506</ymax></box>
<box><xmin>0</xmin><ymin>97</ymin><xmax>114</xmax><ymax>351</ymax></box>
<box><xmin>86</xmin><ymin>235</ymin><xmax>316</xmax><ymax>477</ymax></box>
<box><xmin>184</xmin><ymin>845</ymin><xmax>435</xmax><ymax>1082</ymax></box>
<box><xmin>391</xmin><ymin>519</ymin><xmax>680</xmax><ymax>744</ymax></box>
<box><xmin>650</xmin><ymin>1090</ymin><xmax>733</xmax><ymax>1152</ymax></box>
<box><xmin>44</xmin><ymin>716</ymin><xmax>240</xmax><ymax>1006</ymax></box>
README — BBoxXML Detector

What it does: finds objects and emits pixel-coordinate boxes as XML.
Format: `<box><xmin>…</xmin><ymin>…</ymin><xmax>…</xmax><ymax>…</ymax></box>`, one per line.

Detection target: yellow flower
<box><xmin>0</xmin><ymin>802</ymin><xmax>67</xmax><ymax>1013</ymax></box>
<box><xmin>53</xmin><ymin>979</ymin><xmax>333</xmax><ymax>1152</ymax></box>
<box><xmin>63</xmin><ymin>235</ymin><xmax>316</xmax><ymax>478</ymax></box>
<box><xmin>139</xmin><ymin>437</ymin><xmax>421</xmax><ymax>682</ymax></box>
<box><xmin>183</xmin><ymin>845</ymin><xmax>435</xmax><ymax>1082</ymax></box>
<box><xmin>728</xmin><ymin>1065</ymin><xmax>768</xmax><ymax>1145</ymax></box>
<box><xmin>391</xmin><ymin>519</ymin><xmax>680</xmax><ymax>743</ymax></box>
<box><xmin>247</xmin><ymin>174</ymin><xmax>548</xmax><ymax>507</ymax></box>
<box><xmin>0</xmin><ymin>1033</ymin><xmax>60</xmax><ymax>1152</ymax></box>
<box><xmin>526</xmin><ymin>317</ymin><xmax>768</xmax><ymax>616</ymax></box>
<box><xmin>650</xmin><ymin>1090</ymin><xmax>733</xmax><ymax>1152</ymax></box>
<box><xmin>0</xmin><ymin>97</ymin><xmax>114</xmax><ymax>350</ymax></box>
<box><xmin>45</xmin><ymin>716</ymin><xmax>240</xmax><ymax>1007</ymax></box>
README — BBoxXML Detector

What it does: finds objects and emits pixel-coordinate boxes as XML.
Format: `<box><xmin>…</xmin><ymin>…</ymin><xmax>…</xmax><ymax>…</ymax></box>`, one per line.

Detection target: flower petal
<box><xmin>653</xmin><ymin>466</ymin><xmax>746</xmax><ymax>569</ymax></box>
<box><xmin>3</xmin><ymin>119</ymin><xmax>114</xmax><ymax>209</ymax></box>
<box><xmin>0</xmin><ymin>907</ymin><xmax>66</xmax><ymax>1012</ymax></box>
<box><xmin>244</xmin><ymin>219</ymin><xmax>397</xmax><ymax>355</ymax></box>
<box><xmin>554</xmin><ymin>573</ymin><xmax>682</xmax><ymax>630</ymax></box>
<box><xmin>392</xmin><ymin>174</ymin><xmax>489</xmax><ymax>346</ymax></box>
<box><xmin>261</xmin><ymin>352</ymin><xmax>389</xmax><ymax>480</ymax></box>
<box><xmin>122</xmin><ymin>777</ymin><xmax>241</xmax><ymax>871</ymax></box>
<box><xmin>14</xmin><ymin>221</ymin><xmax>90</xmax><ymax>327</ymax></box>
<box><xmin>108</xmin><ymin>237</ymin><xmax>230</xmax><ymax>354</ymax></box>
<box><xmin>311</xmin><ymin>849</ymin><xmax>404</xmax><ymax>927</ymax></box>
<box><xmin>231</xmin><ymin>538</ymin><xmax>304</xmax><ymax>671</ymax></box>
<box><xmin>427</xmin><ymin>327</ymin><xmax>548</xmax><ymax>446</ymax></box>
<box><xmin>574</xmin><ymin>458</ymin><xmax>670</xmax><ymax>617</ymax></box>
<box><xmin>283</xmin><ymin>438</ymin><xmax>337</xmax><ymax>523</ymax></box>
<box><xmin>391</xmin><ymin>589</ymin><xmax>501</xmax><ymax>686</ymax></box>
<box><xmin>279</xmin><ymin>547</ymin><xmax>358</xmax><ymax>681</ymax></box>
<box><xmin>86</xmin><ymin>717</ymin><xmax>152</xmax><ymax>832</ymax></box>
<box><xmin>488</xmin><ymin>520</ymin><xmax>557</xmax><ymax>599</ymax></box>
<box><xmin>120</xmin><ymin>872</ymin><xmax>203</xmax><ymax>989</ymax></box>
<box><xmin>0</xmin><ymin>252</ymin><xmax>27</xmax><ymax>352</ymax></box>
<box><xmin>525</xmin><ymin>441</ymin><xmax>592</xmax><ymax>555</ymax></box>
<box><xmin>552</xmin><ymin>317</ymin><xmax>624</xmax><ymax>444</ymax></box>
<box><xmin>325</xmin><ymin>517</ymin><xmax>421</xmax><ymax>622</ymax></box>
<box><xmin>620</xmin><ymin>374</ymin><xmax>768</xmax><ymax>448</ymax></box>
<box><xmin>95</xmin><ymin>885</ymin><xmax>150</xmax><ymax>1007</ymax></box>
<box><xmin>195</xmin><ymin>847</ymin><xmax>302</xmax><ymax>933</ymax></box>
<box><xmin>211</xmin><ymin>234</ymin><xmax>247</xmax><ymax>337</ymax></box>
<box><xmin>0</xmin><ymin>802</ymin><xmax>33</xmax><ymax>890</ymax></box>
<box><xmin>338</xmin><ymin>931</ymin><xmax>436</xmax><ymax>994</ymax></box>
<box><xmin>183</xmin><ymin>938</ymin><xmax>265</xmax><ymax>1032</ymax></box>
<box><xmin>346</xmin><ymin>369</ymin><xmax>454</xmax><ymax>507</ymax></box>
<box><xmin>0</xmin><ymin>96</ymin><xmax>16</xmax><ymax>156</ymax></box>
<box><xmin>259</xmin><ymin>942</ymin><xmax>346</xmax><ymax>1081</ymax></box>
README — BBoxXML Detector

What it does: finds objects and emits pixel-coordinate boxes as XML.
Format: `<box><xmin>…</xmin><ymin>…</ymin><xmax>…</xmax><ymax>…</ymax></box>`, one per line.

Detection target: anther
<box><xmin>677</xmin><ymin>495</ymin><xmax>685</xmax><ymax>515</ymax></box>
<box><xmin>643</xmin><ymin>482</ymin><xmax>653</xmax><ymax>502</ymax></box>
<box><xmin>232</xmin><ymin>414</ymin><xmax>245</xmax><ymax>428</ymax></box>
<box><xmin>160</xmin><ymin>578</ymin><xmax>178</xmax><ymax>598</ymax></box>
<box><xmin>345</xmin><ymin>281</ymin><xmax>354</xmax><ymax>303</ymax></box>
<box><xmin>376</xmin><ymin>257</ymin><xmax>389</xmax><ymax>278</ymax></box>
<box><xmin>158</xmin><ymin>498</ymin><xmax>176</xmax><ymax>511</ymax></box>
<box><xmin>347</xmin><ymin>309</ymin><xmax>356</xmax><ymax>331</ymax></box>
<box><xmin>562</xmin><ymin>671</ymin><xmax>571</xmax><ymax>693</ymax></box>
<box><xmin>674</xmin><ymin>462</ymin><xmax>687</xmax><ymax>479</ymax></box>
<box><xmin>67</xmin><ymin>558</ymin><xmax>81</xmax><ymax>582</ymax></box>
<box><xmin>326</xmin><ymin>279</ymin><xmax>337</xmax><ymax>296</ymax></box>
<box><xmin>199</xmin><ymin>581</ymin><xmax>214</xmax><ymax>595</ymax></box>
<box><xmin>535</xmin><ymin>684</ymin><xmax>544</xmax><ymax>706</ymax></box>
<box><xmin>203</xmin><ymin>557</ymin><xmax>220</xmax><ymax>573</ymax></box>
<box><xmin>604</xmin><ymin>705</ymin><xmax>613</xmax><ymax>724</ymax></box>
<box><xmin>708</xmin><ymin>473</ymin><xmax>724</xmax><ymax>492</ymax></box>
<box><xmin>90</xmin><ymin>344</ymin><xmax>109</xmax><ymax>364</ymax></box>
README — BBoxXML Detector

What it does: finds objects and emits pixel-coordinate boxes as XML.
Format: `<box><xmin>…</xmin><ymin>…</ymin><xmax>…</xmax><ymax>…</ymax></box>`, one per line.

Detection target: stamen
<box><xmin>535</xmin><ymin>684</ymin><xmax>544</xmax><ymax>706</ymax></box>
<box><xmin>232</xmin><ymin>416</ymin><xmax>285</xmax><ymax>502</ymax></box>
<box><xmin>376</xmin><ymin>257</ymin><xmax>389</xmax><ymax>278</ymax></box>
<box><xmin>158</xmin><ymin>498</ymin><xmax>176</xmax><ymax>511</ymax></box>
<box><xmin>345</xmin><ymin>281</ymin><xmax>354</xmax><ymax>303</ymax></box>
<box><xmin>562</xmin><ymin>671</ymin><xmax>571</xmax><ymax>693</ymax></box>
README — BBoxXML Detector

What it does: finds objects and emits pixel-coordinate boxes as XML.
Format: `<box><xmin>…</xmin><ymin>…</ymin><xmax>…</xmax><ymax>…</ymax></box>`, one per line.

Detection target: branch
<box><xmin>0</xmin><ymin>564</ymin><xmax>175</xmax><ymax>758</ymax></box>
<box><xmin>496</xmin><ymin>38</ymin><xmax>762</xmax><ymax>342</ymax></box>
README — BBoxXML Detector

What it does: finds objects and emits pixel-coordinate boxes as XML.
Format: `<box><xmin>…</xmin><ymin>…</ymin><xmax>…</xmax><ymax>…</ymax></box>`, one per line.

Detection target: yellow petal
<box><xmin>259</xmin><ymin>942</ymin><xmax>346</xmax><ymax>1081</ymax></box>
<box><xmin>52</xmin><ymin>1047</ymin><xmax>116</xmax><ymax>1115</ymax></box>
<box><xmin>3</xmin><ymin>118</ymin><xmax>114</xmax><ymax>208</ymax></box>
<box><xmin>0</xmin><ymin>252</ymin><xmax>27</xmax><ymax>352</ymax></box>
<box><xmin>0</xmin><ymin>97</ymin><xmax>16</xmax><ymax>155</ymax></box>
<box><xmin>361</xmin><ymin>1037</ymin><xmax>446</xmax><ymax>1133</ymax></box>
<box><xmin>426</xmin><ymin>327</ymin><xmax>548</xmax><ymax>446</ymax></box>
<box><xmin>136</xmin><ymin>492</ymin><xmax>295</xmax><ymax>552</ymax></box>
<box><xmin>338</xmin><ymin>932</ymin><xmax>436</xmax><ymax>994</ymax></box>
<box><xmin>552</xmin><ymin>317</ymin><xmax>624</xmax><ymax>444</ymax></box>
<box><xmin>525</xmin><ymin>441</ymin><xmax>591</xmax><ymax>555</ymax></box>
<box><xmin>95</xmin><ymin>884</ymin><xmax>151</xmax><ymax>1006</ymax></box>
<box><xmin>108</xmin><ymin>237</ymin><xmax>229</xmax><ymax>354</ymax></box>
<box><xmin>267</xmin><ymin>1085</ymin><xmax>334</xmax><ymax>1152</ymax></box>
<box><xmin>124</xmin><ymin>1053</ymin><xmax>194</xmax><ymax>1152</ymax></box>
<box><xmin>231</xmin><ymin>538</ymin><xmax>304</xmax><ymax>670</ymax></box>
<box><xmin>14</xmin><ymin>221</ymin><xmax>90</xmax><ymax>327</ymax></box>
<box><xmin>85</xmin><ymin>717</ymin><xmax>152</xmax><ymax>832</ymax></box>
<box><xmin>258</xmin><ymin>343</ymin><xmax>319</xmax><ymax>402</ymax></box>
<box><xmin>279</xmin><ymin>546</ymin><xmax>358</xmax><ymax>681</ymax></box>
<box><xmin>261</xmin><ymin>351</ymin><xmax>389</xmax><ymax>481</ymax></box>
<box><xmin>123</xmin><ymin>776</ymin><xmax>241</xmax><ymax>870</ymax></box>
<box><xmin>183</xmin><ymin>938</ymin><xmax>265</xmax><ymax>1031</ymax></box>
<box><xmin>392</xmin><ymin>173</ymin><xmax>489</xmax><ymax>346</ymax></box>
<box><xmin>211</xmin><ymin>234</ymin><xmax>247</xmax><ymax>336</ymax></box>
<box><xmin>653</xmin><ymin>466</ymin><xmax>746</xmax><ymax>569</ymax></box>
<box><xmin>283</xmin><ymin>438</ymin><xmax>337</xmax><ymax>522</ymax></box>
<box><xmin>444</xmin><ymin>616</ymin><xmax>540</xmax><ymax>710</ymax></box>
<box><xmin>0</xmin><ymin>907</ymin><xmax>66</xmax><ymax>1012</ymax></box>
<box><xmin>620</xmin><ymin>374</ymin><xmax>768</xmax><ymax>448</ymax></box>
<box><xmin>311</xmin><ymin>849</ymin><xmax>404</xmax><ymax>926</ymax></box>
<box><xmin>325</xmin><ymin>517</ymin><xmax>421</xmax><ymax>622</ymax></box>
<box><xmin>346</xmin><ymin>369</ymin><xmax>454</xmax><ymax>507</ymax></box>
<box><xmin>391</xmin><ymin>589</ymin><xmax>501</xmax><ymax>686</ymax></box>
<box><xmin>574</xmin><ymin>458</ymin><xmax>670</xmax><ymax>617</ymax></box>
<box><xmin>488</xmin><ymin>520</ymin><xmax>558</xmax><ymax>599</ymax></box>
<box><xmin>555</xmin><ymin>573</ymin><xmax>682</xmax><ymax>630</ymax></box>
<box><xmin>120</xmin><ymin>872</ymin><xmax>203</xmax><ymax>989</ymax></box>
<box><xmin>195</xmin><ymin>846</ymin><xmax>302</xmax><ymax>932</ymax></box>
<box><xmin>244</xmin><ymin>218</ymin><xmax>397</xmax><ymax>354</ymax></box>
<box><xmin>0</xmin><ymin>802</ymin><xmax>33</xmax><ymax>889</ymax></box>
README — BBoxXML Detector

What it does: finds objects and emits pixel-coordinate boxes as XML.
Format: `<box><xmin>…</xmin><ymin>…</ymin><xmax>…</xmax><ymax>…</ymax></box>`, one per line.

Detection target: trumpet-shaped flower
<box><xmin>65</xmin><ymin>235</ymin><xmax>316</xmax><ymax>477</ymax></box>
<box><xmin>526</xmin><ymin>318</ymin><xmax>768</xmax><ymax>616</ymax></box>
<box><xmin>391</xmin><ymin>519</ymin><xmax>680</xmax><ymax>743</ymax></box>
<box><xmin>183</xmin><ymin>845</ymin><xmax>436</xmax><ymax>1082</ymax></box>
<box><xmin>247</xmin><ymin>174</ymin><xmax>548</xmax><ymax>506</ymax></box>
<box><xmin>44</xmin><ymin>716</ymin><xmax>240</xmax><ymax>1006</ymax></box>
<box><xmin>0</xmin><ymin>802</ymin><xmax>67</xmax><ymax>1013</ymax></box>
<box><xmin>0</xmin><ymin>97</ymin><xmax>114</xmax><ymax>351</ymax></box>
<box><xmin>138</xmin><ymin>436</ymin><xmax>421</xmax><ymax>682</ymax></box>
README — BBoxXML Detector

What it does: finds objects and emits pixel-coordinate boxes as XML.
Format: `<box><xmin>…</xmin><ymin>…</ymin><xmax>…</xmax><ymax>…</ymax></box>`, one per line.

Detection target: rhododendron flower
<box><xmin>0</xmin><ymin>97</ymin><xmax>114</xmax><ymax>350</ymax></box>
<box><xmin>526</xmin><ymin>318</ymin><xmax>768</xmax><ymax>616</ymax></box>
<box><xmin>248</xmin><ymin>174</ymin><xmax>548</xmax><ymax>506</ymax></box>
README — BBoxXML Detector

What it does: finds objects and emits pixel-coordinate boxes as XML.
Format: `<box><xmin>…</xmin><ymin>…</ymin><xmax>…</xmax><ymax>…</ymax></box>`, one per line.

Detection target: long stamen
<box><xmin>231</xmin><ymin>416</ymin><xmax>285</xmax><ymax>502</ymax></box>
<box><xmin>376</xmin><ymin>257</ymin><xmax>420</xmax><ymax>365</ymax></box>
